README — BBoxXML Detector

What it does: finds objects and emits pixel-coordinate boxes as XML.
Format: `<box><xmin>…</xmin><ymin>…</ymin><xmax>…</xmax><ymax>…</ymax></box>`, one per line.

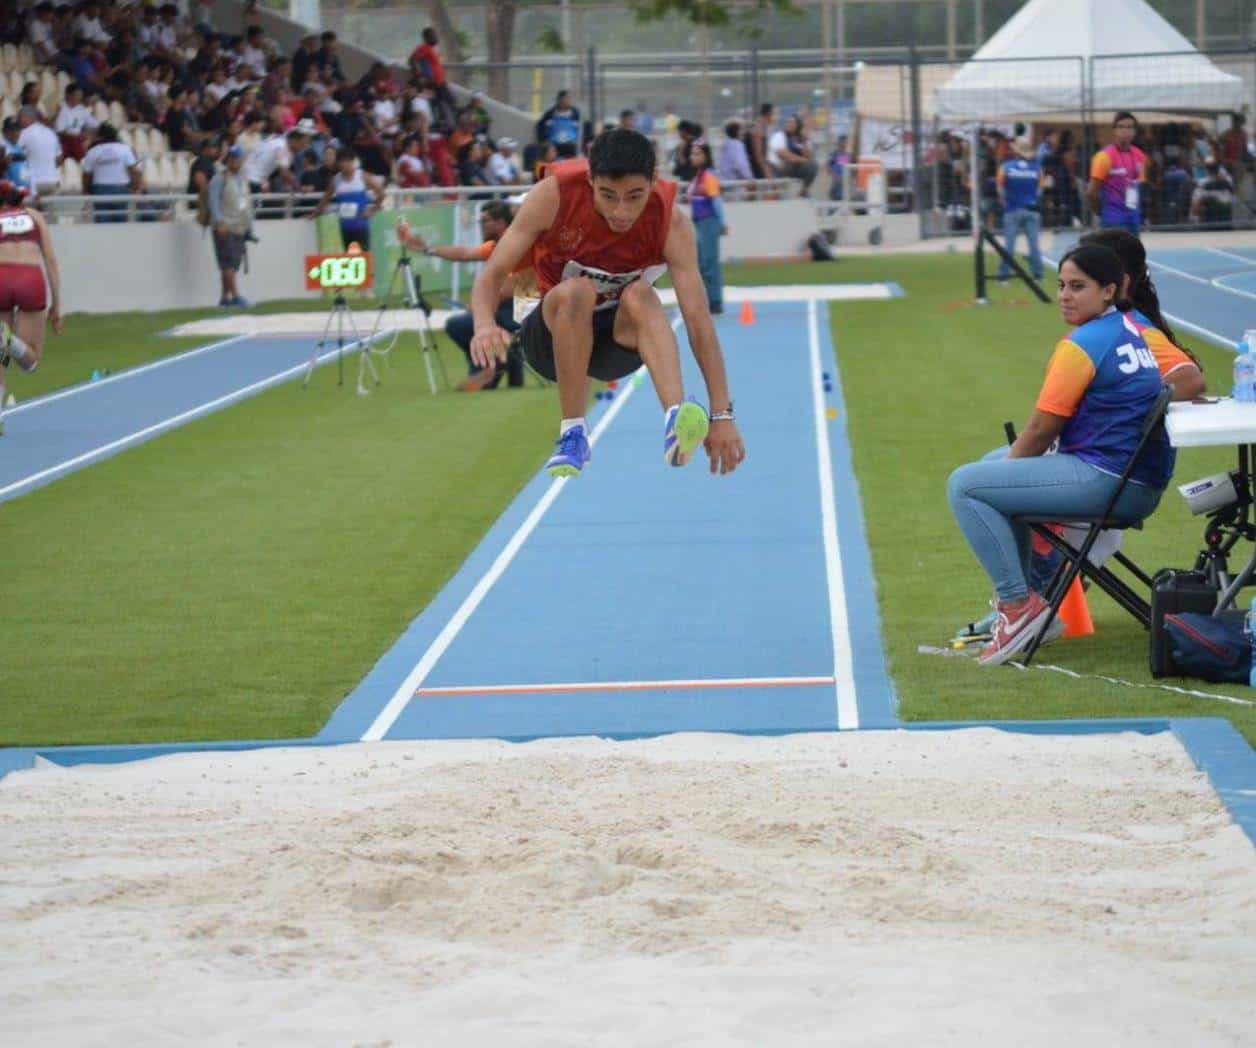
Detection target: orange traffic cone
<box><xmin>1058</xmin><ymin>577</ymin><xmax>1094</xmax><ymax>638</ymax></box>
<box><xmin>739</xmin><ymin>299</ymin><xmax>756</xmax><ymax>325</ymax></box>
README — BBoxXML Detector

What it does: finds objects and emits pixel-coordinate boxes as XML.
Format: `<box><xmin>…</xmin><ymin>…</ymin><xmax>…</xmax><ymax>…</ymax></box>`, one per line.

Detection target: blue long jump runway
<box><xmin>0</xmin><ymin>332</ymin><xmax>376</xmax><ymax>505</ymax></box>
<box><xmin>322</xmin><ymin>299</ymin><xmax>897</xmax><ymax>743</ymax></box>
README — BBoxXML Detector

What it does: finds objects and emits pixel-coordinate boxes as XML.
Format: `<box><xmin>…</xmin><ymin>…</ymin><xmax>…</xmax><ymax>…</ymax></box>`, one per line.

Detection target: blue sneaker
<box><xmin>663</xmin><ymin>397</ymin><xmax>709</xmax><ymax>467</ymax></box>
<box><xmin>545</xmin><ymin>425</ymin><xmax>591</xmax><ymax>478</ymax></box>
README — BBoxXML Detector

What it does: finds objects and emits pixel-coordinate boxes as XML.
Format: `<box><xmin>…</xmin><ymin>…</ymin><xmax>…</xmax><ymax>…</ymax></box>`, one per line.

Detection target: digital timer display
<box><xmin>304</xmin><ymin>253</ymin><xmax>373</xmax><ymax>290</ymax></box>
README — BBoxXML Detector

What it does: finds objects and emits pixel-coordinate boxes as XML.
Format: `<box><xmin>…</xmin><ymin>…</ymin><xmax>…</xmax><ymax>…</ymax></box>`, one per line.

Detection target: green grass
<box><xmin>3</xmin><ymin>252</ymin><xmax>1253</xmax><ymax>750</ymax></box>
<box><xmin>1</xmin><ymin>334</ymin><xmax>557</xmax><ymax>745</ymax></box>
<box><xmin>827</xmin><ymin>250</ymin><xmax>1256</xmax><ymax>747</ymax></box>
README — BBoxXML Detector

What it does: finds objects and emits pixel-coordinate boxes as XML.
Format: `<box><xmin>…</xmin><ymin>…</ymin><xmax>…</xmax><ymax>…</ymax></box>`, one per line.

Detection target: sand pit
<box><xmin>1</xmin><ymin>728</ymin><xmax>1253</xmax><ymax>1046</ymax></box>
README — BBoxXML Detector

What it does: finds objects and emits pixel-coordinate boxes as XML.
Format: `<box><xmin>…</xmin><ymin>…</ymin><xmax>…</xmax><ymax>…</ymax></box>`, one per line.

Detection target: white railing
<box><xmin>40</xmin><ymin>178</ymin><xmax>803</xmax><ymax>224</ymax></box>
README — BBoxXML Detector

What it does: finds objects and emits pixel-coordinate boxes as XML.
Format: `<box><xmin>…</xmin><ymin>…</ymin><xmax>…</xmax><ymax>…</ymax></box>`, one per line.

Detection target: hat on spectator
<box><xmin>497</xmin><ymin>137</ymin><xmax>517</xmax><ymax>151</ymax></box>
<box><xmin>226</xmin><ymin>145</ymin><xmax>244</xmax><ymax>158</ymax></box>
<box><xmin>294</xmin><ymin>118</ymin><xmax>319</xmax><ymax>135</ymax></box>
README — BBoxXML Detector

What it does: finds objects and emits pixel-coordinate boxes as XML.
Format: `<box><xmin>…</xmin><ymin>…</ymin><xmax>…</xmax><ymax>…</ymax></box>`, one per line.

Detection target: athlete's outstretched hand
<box><xmin>705</xmin><ymin>419</ymin><xmax>746</xmax><ymax>475</ymax></box>
<box><xmin>470</xmin><ymin>325</ymin><xmax>513</xmax><ymax>369</ymax></box>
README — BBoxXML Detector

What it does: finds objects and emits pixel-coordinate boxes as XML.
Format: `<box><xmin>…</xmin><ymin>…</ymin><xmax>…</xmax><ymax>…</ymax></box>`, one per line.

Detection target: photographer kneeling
<box><xmin>947</xmin><ymin>244</ymin><xmax>1172</xmax><ymax>667</ymax></box>
<box><xmin>397</xmin><ymin>201</ymin><xmax>520</xmax><ymax>391</ymax></box>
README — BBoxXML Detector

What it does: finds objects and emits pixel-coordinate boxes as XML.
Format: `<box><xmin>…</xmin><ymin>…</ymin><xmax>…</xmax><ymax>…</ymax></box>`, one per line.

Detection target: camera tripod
<box><xmin>302</xmin><ymin>292</ymin><xmax>380</xmax><ymax>395</ymax></box>
<box><xmin>371</xmin><ymin>248</ymin><xmax>450</xmax><ymax>395</ymax></box>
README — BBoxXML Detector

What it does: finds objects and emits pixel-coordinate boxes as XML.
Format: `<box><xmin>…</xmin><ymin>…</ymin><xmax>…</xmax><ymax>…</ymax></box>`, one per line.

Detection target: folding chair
<box><xmin>1011</xmin><ymin>385</ymin><xmax>1174</xmax><ymax>666</ymax></box>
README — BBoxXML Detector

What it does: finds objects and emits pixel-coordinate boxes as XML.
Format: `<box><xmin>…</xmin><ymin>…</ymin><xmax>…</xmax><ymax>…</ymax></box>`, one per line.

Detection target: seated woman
<box><xmin>947</xmin><ymin>244</ymin><xmax>1172</xmax><ymax>666</ymax></box>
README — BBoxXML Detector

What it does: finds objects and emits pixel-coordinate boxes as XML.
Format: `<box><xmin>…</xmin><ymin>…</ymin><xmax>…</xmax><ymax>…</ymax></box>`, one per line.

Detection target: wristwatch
<box><xmin>710</xmin><ymin>401</ymin><xmax>735</xmax><ymax>422</ymax></box>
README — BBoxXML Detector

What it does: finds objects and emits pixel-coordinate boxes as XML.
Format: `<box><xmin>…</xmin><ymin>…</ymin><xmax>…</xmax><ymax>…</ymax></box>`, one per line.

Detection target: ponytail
<box><xmin>1082</xmin><ymin>227</ymin><xmax>1202</xmax><ymax>370</ymax></box>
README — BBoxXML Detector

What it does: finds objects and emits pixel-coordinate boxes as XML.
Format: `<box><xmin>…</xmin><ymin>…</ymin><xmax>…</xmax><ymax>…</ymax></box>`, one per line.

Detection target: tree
<box><xmin>424</xmin><ymin>0</ymin><xmax>466</xmax><ymax>65</ymax></box>
<box><xmin>484</xmin><ymin>0</ymin><xmax>517</xmax><ymax>103</ymax></box>
<box><xmin>628</xmin><ymin>0</ymin><xmax>797</xmax><ymax>28</ymax></box>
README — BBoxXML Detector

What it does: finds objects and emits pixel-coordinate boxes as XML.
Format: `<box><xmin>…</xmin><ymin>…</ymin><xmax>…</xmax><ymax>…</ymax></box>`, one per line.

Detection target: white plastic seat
<box><xmin>108</xmin><ymin>101</ymin><xmax>126</xmax><ymax>127</ymax></box>
<box><xmin>60</xmin><ymin>157</ymin><xmax>81</xmax><ymax>191</ymax></box>
<box><xmin>0</xmin><ymin>44</ymin><xmax>17</xmax><ymax>73</ymax></box>
<box><xmin>147</xmin><ymin>127</ymin><xmax>168</xmax><ymax>157</ymax></box>
<box><xmin>15</xmin><ymin>44</ymin><xmax>34</xmax><ymax>72</ymax></box>
<box><xmin>90</xmin><ymin>98</ymin><xmax>109</xmax><ymax>123</ymax></box>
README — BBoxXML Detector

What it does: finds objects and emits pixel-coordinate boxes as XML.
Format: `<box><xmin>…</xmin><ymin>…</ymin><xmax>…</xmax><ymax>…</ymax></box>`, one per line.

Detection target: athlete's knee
<box><xmin>549</xmin><ymin>276</ymin><xmax>598</xmax><ymax>316</ymax></box>
<box><xmin>618</xmin><ymin>279</ymin><xmax>660</xmax><ymax>317</ymax></box>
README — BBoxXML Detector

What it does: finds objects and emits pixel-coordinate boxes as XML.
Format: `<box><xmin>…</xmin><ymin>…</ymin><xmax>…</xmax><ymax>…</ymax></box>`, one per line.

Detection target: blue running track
<box><xmin>0</xmin><ymin>333</ymin><xmax>371</xmax><ymax>505</ymax></box>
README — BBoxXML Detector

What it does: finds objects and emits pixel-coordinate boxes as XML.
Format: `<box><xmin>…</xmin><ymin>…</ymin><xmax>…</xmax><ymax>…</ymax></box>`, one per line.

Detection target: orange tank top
<box><xmin>531</xmin><ymin>158</ymin><xmax>676</xmax><ymax>308</ymax></box>
<box><xmin>0</xmin><ymin>206</ymin><xmax>40</xmax><ymax>247</ymax></box>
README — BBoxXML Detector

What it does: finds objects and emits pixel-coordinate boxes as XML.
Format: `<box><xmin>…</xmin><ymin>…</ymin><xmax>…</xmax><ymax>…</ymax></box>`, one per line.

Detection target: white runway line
<box><xmin>2</xmin><ymin>333</ymin><xmax>252</xmax><ymax>417</ymax></box>
<box><xmin>359</xmin><ymin>317</ymin><xmax>682</xmax><ymax>742</ymax></box>
<box><xmin>808</xmin><ymin>297</ymin><xmax>860</xmax><ymax>730</ymax></box>
<box><xmin>413</xmin><ymin>676</ymin><xmax>837</xmax><ymax>698</ymax></box>
<box><xmin>0</xmin><ymin>331</ymin><xmax>393</xmax><ymax>502</ymax></box>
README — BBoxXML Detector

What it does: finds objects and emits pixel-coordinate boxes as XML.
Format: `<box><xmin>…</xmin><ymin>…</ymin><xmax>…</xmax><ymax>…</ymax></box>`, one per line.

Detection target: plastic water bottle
<box><xmin>1233</xmin><ymin>331</ymin><xmax>1256</xmax><ymax>402</ymax></box>
<box><xmin>1248</xmin><ymin>596</ymin><xmax>1256</xmax><ymax>688</ymax></box>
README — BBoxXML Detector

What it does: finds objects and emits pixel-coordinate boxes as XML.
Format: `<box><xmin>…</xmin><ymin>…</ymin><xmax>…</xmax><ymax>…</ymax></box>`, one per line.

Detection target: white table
<box><xmin>1166</xmin><ymin>397</ymin><xmax>1256</xmax><ymax>611</ymax></box>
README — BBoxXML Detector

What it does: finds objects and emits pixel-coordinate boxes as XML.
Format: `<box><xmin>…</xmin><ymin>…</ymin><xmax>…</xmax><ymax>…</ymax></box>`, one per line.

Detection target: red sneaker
<box><xmin>978</xmin><ymin>592</ymin><xmax>1053</xmax><ymax>667</ymax></box>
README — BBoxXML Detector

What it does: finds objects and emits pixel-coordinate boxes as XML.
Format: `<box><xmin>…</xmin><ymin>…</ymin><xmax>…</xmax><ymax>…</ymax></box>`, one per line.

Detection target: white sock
<box><xmin>560</xmin><ymin>417</ymin><xmax>586</xmax><ymax>436</ymax></box>
<box><xmin>4</xmin><ymin>332</ymin><xmax>35</xmax><ymax>372</ymax></box>
<box><xmin>664</xmin><ymin>403</ymin><xmax>679</xmax><ymax>418</ymax></box>
<box><xmin>0</xmin><ymin>378</ymin><xmax>6</xmax><ymax>413</ymax></box>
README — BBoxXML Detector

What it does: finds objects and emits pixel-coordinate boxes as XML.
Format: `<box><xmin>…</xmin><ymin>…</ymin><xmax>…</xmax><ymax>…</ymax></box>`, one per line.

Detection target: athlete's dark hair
<box><xmin>336</xmin><ymin>146</ymin><xmax>357</xmax><ymax>163</ymax></box>
<box><xmin>588</xmin><ymin>128</ymin><xmax>655</xmax><ymax>181</ymax></box>
<box><xmin>1113</xmin><ymin>110</ymin><xmax>1138</xmax><ymax>127</ymax></box>
<box><xmin>1082</xmin><ymin>227</ymin><xmax>1201</xmax><ymax>368</ymax></box>
<box><xmin>480</xmin><ymin>200</ymin><xmax>513</xmax><ymax>225</ymax></box>
<box><xmin>690</xmin><ymin>141</ymin><xmax>714</xmax><ymax>171</ymax></box>
<box><xmin>0</xmin><ymin>178</ymin><xmax>27</xmax><ymax>207</ymax></box>
<box><xmin>1058</xmin><ymin>244</ymin><xmax>1126</xmax><ymax>307</ymax></box>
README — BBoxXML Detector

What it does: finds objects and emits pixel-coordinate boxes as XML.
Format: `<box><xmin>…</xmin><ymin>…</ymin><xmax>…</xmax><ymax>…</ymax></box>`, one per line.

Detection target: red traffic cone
<box><xmin>739</xmin><ymin>299</ymin><xmax>756</xmax><ymax>325</ymax></box>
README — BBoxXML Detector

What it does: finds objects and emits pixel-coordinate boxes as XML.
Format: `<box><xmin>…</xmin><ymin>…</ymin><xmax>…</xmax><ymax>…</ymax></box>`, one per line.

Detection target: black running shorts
<box><xmin>517</xmin><ymin>301</ymin><xmax>642</xmax><ymax>382</ymax></box>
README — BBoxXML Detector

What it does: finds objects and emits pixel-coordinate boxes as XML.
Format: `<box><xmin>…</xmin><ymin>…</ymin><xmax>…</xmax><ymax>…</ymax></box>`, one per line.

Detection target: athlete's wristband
<box><xmin>711</xmin><ymin>403</ymin><xmax>735</xmax><ymax>423</ymax></box>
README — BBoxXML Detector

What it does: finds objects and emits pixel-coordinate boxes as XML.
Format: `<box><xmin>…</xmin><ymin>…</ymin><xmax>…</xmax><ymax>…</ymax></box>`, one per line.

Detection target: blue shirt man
<box><xmin>536</xmin><ymin>90</ymin><xmax>582</xmax><ymax>158</ymax></box>
<box><xmin>996</xmin><ymin>139</ymin><xmax>1044</xmax><ymax>281</ymax></box>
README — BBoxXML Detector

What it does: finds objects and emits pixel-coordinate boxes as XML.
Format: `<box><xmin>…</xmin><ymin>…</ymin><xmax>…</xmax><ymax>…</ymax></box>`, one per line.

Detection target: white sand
<box><xmin>1</xmin><ymin>728</ymin><xmax>1252</xmax><ymax>1047</ymax></box>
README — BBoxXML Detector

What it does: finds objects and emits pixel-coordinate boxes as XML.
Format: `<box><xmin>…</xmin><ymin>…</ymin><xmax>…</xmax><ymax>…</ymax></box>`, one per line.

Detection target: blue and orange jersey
<box><xmin>1036</xmin><ymin>308</ymin><xmax>1171</xmax><ymax>489</ymax></box>
<box><xmin>1127</xmin><ymin>309</ymin><xmax>1197</xmax><ymax>380</ymax></box>
<box><xmin>690</xmin><ymin>169</ymin><xmax>721</xmax><ymax>223</ymax></box>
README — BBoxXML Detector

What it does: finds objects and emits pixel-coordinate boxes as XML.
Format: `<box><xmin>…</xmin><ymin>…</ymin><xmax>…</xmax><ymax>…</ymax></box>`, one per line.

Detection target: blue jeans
<box><xmin>997</xmin><ymin>209</ymin><xmax>1042</xmax><ymax>279</ymax></box>
<box><xmin>92</xmin><ymin>184</ymin><xmax>130</xmax><ymax>224</ymax></box>
<box><xmin>948</xmin><ymin>448</ymin><xmax>1163</xmax><ymax>603</ymax></box>
<box><xmin>694</xmin><ymin>215</ymin><xmax>723</xmax><ymax>311</ymax></box>
<box><xmin>445</xmin><ymin>302</ymin><xmax>521</xmax><ymax>384</ymax></box>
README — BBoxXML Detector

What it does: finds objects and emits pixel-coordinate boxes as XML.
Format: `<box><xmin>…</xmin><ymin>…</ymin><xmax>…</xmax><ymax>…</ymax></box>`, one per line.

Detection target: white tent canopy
<box><xmin>935</xmin><ymin>0</ymin><xmax>1244</xmax><ymax>118</ymax></box>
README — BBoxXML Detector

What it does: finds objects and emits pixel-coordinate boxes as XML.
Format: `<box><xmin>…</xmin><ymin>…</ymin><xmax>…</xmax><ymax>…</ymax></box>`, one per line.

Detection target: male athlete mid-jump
<box><xmin>469</xmin><ymin>129</ymin><xmax>746</xmax><ymax>477</ymax></box>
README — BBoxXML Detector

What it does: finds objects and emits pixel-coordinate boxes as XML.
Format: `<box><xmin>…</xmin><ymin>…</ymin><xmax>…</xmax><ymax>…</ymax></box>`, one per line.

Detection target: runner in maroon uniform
<box><xmin>469</xmin><ymin>129</ymin><xmax>746</xmax><ymax>478</ymax></box>
<box><xmin>0</xmin><ymin>179</ymin><xmax>62</xmax><ymax>435</ymax></box>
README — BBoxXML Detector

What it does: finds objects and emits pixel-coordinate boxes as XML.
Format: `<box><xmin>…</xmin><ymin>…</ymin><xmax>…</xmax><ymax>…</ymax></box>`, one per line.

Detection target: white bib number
<box><xmin>560</xmin><ymin>259</ymin><xmax>668</xmax><ymax>310</ymax></box>
<box><xmin>1124</xmin><ymin>183</ymin><xmax>1139</xmax><ymax>211</ymax></box>
<box><xmin>0</xmin><ymin>212</ymin><xmax>34</xmax><ymax>236</ymax></box>
<box><xmin>338</xmin><ymin>202</ymin><xmax>360</xmax><ymax>219</ymax></box>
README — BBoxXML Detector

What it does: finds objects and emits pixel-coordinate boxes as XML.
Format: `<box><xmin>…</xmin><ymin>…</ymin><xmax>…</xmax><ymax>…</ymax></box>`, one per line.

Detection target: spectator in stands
<box><xmin>152</xmin><ymin>4</ymin><xmax>186</xmax><ymax>68</ymax></box>
<box><xmin>73</xmin><ymin>2</ymin><xmax>111</xmax><ymax>46</ymax></box>
<box><xmin>769</xmin><ymin>114</ymin><xmax>817</xmax><ymax>196</ymax></box>
<box><xmin>243</xmin><ymin>116</ymin><xmax>295</xmax><ymax>196</ymax></box>
<box><xmin>371</xmin><ymin>84</ymin><xmax>401</xmax><ymax>137</ymax></box>
<box><xmin>635</xmin><ymin>101</ymin><xmax>655</xmax><ymax>136</ymax></box>
<box><xmin>18</xmin><ymin>81</ymin><xmax>40</xmax><ymax>109</ymax></box>
<box><xmin>187</xmin><ymin>134</ymin><xmax>217</xmax><ymax>199</ymax></box>
<box><xmin>1192</xmin><ymin>162</ymin><xmax>1234</xmax><ymax>225</ymax></box>
<box><xmin>532</xmin><ymin>140</ymin><xmax>556</xmax><ymax>181</ymax></box>
<box><xmin>395</xmin><ymin>134</ymin><xmax>429</xmax><ymax>188</ymax></box>
<box><xmin>315</xmin><ymin>31</ymin><xmax>344</xmax><ymax>84</ymax></box>
<box><xmin>410</xmin><ymin>26</ymin><xmax>454</xmax><ymax>126</ymax></box>
<box><xmin>1221</xmin><ymin>113</ymin><xmax>1249</xmax><ymax>175</ymax></box>
<box><xmin>1</xmin><ymin>119</ymin><xmax>30</xmax><ymax>195</ymax></box>
<box><xmin>54</xmin><ymin>85</ymin><xmax>98</xmax><ymax>162</ymax></box>
<box><xmin>717</xmin><ymin>120</ymin><xmax>752</xmax><ymax>183</ymax></box>
<box><xmin>28</xmin><ymin>3</ymin><xmax>57</xmax><ymax>66</ymax></box>
<box><xmin>239</xmin><ymin>25</ymin><xmax>269</xmax><ymax>80</ymax></box>
<box><xmin>409</xmin><ymin>80</ymin><xmax>435</xmax><ymax>127</ymax></box>
<box><xmin>487</xmin><ymin>137</ymin><xmax>520</xmax><ymax>185</ymax></box>
<box><xmin>1035</xmin><ymin>130</ymin><xmax>1058</xmax><ymax>169</ymax></box>
<box><xmin>285</xmin><ymin>126</ymin><xmax>315</xmax><ymax>183</ymax></box>
<box><xmin>300</xmin><ymin>144</ymin><xmax>338</xmax><ymax>195</ymax></box>
<box><xmin>536</xmin><ymin>89</ymin><xmax>580</xmax><ymax>158</ymax></box>
<box><xmin>208</xmin><ymin>145</ymin><xmax>253</xmax><ymax>307</ymax></box>
<box><xmin>447</xmin><ymin>107</ymin><xmax>476</xmax><ymax>155</ymax></box>
<box><xmin>671</xmin><ymin>120</ymin><xmax>701</xmax><ymax>180</ymax></box>
<box><xmin>17</xmin><ymin>107</ymin><xmax>61</xmax><ymax>204</ymax></box>
<box><xmin>290</xmin><ymin>33</ymin><xmax>319</xmax><ymax>92</ymax></box>
<box><xmin>82</xmin><ymin>122</ymin><xmax>140</xmax><ymax>223</ymax></box>
<box><xmin>463</xmin><ymin>91</ymin><xmax>491</xmax><ymax>137</ymax></box>
<box><xmin>746</xmin><ymin>103</ymin><xmax>773</xmax><ymax>180</ymax></box>
<box><xmin>163</xmin><ymin>86</ymin><xmax>205</xmax><ymax>153</ymax></box>
<box><xmin>456</xmin><ymin>139</ymin><xmax>492</xmax><ymax>190</ymax></box>
<box><xmin>618</xmin><ymin>110</ymin><xmax>636</xmax><ymax>131</ymax></box>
